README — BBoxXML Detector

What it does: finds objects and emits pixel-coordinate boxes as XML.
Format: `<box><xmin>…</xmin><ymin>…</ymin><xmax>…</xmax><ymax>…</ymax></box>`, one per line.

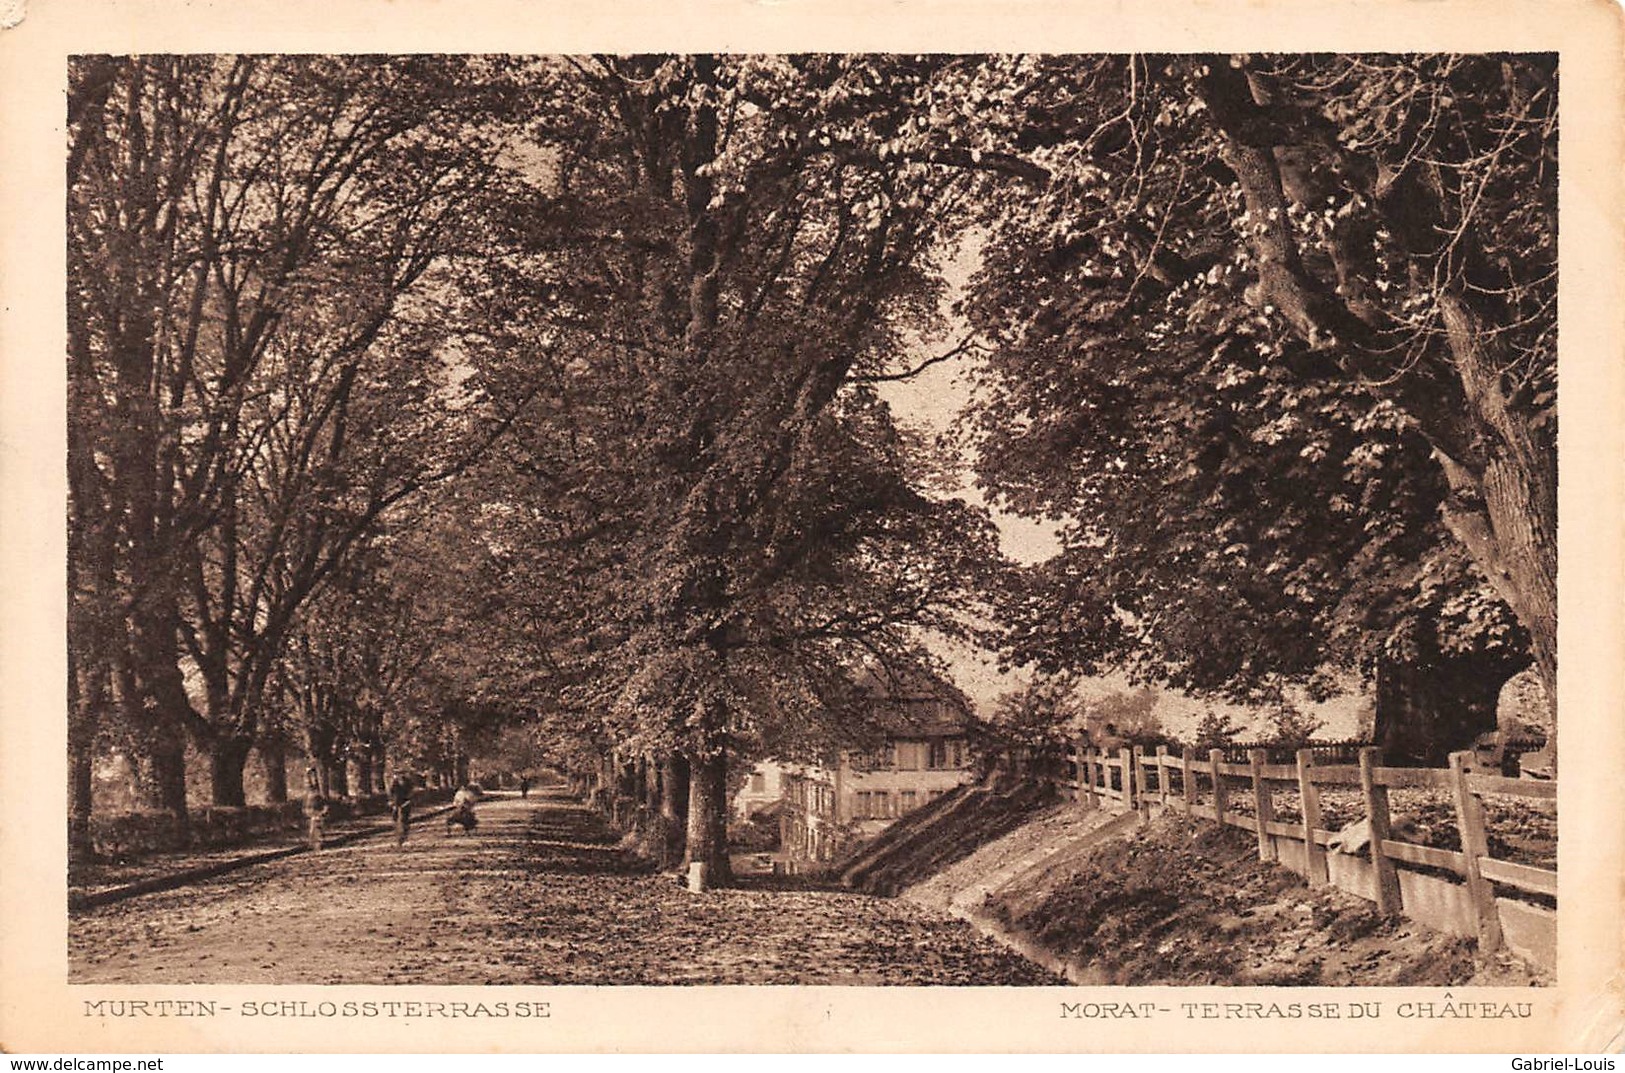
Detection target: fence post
<box><xmin>1448</xmin><ymin>750</ymin><xmax>1506</xmax><ymax>954</ymax></box>
<box><xmin>1296</xmin><ymin>748</ymin><xmax>1328</xmax><ymax>887</ymax></box>
<box><xmin>1249</xmin><ymin>748</ymin><xmax>1276</xmax><ymax>861</ymax></box>
<box><xmin>1181</xmin><ymin>747</ymin><xmax>1195</xmax><ymax>814</ymax></box>
<box><xmin>1124</xmin><ymin>746</ymin><xmax>1138</xmax><ymax>812</ymax></box>
<box><xmin>1209</xmin><ymin>749</ymin><xmax>1228</xmax><ymax>827</ymax></box>
<box><xmin>1077</xmin><ymin>739</ymin><xmax>1093</xmax><ymax>809</ymax></box>
<box><xmin>1156</xmin><ymin>745</ymin><xmax>1170</xmax><ymax>810</ymax></box>
<box><xmin>1358</xmin><ymin>746</ymin><xmax>1402</xmax><ymax>915</ymax></box>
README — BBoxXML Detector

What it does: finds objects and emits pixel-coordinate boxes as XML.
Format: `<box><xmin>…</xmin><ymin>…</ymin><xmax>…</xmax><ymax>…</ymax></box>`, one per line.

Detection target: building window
<box><xmin>874</xmin><ymin>791</ymin><xmax>891</xmax><ymax>818</ymax></box>
<box><xmin>750</xmin><ymin>773</ymin><xmax>766</xmax><ymax>792</ymax></box>
<box><xmin>897</xmin><ymin>742</ymin><xmax>920</xmax><ymax>771</ymax></box>
<box><xmin>900</xmin><ymin>790</ymin><xmax>918</xmax><ymax>813</ymax></box>
<box><xmin>927</xmin><ymin>739</ymin><xmax>948</xmax><ymax>769</ymax></box>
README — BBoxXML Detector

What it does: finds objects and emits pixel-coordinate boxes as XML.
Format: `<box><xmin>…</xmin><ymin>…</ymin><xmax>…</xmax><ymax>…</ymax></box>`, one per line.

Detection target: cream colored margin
<box><xmin>2</xmin><ymin>0</ymin><xmax>1621</xmax><ymax>1054</ymax></box>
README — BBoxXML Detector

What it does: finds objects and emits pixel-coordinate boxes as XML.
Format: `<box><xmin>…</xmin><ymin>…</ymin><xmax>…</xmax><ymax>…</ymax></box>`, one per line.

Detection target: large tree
<box><xmin>462</xmin><ymin>55</ymin><xmax>1006</xmax><ymax>885</ymax></box>
<box><xmin>953</xmin><ymin>54</ymin><xmax>1555</xmax><ymax>758</ymax></box>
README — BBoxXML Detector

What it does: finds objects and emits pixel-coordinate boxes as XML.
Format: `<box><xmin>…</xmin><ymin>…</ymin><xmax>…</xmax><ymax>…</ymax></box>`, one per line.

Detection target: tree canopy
<box><xmin>954</xmin><ymin>54</ymin><xmax>1555</xmax><ymax>759</ymax></box>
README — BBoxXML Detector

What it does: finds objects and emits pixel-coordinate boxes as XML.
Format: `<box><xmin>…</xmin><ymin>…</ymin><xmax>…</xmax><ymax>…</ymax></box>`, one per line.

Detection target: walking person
<box><xmin>388</xmin><ymin>772</ymin><xmax>414</xmax><ymax>845</ymax></box>
<box><xmin>519</xmin><ymin>775</ymin><xmax>530</xmax><ymax>800</ymax></box>
<box><xmin>302</xmin><ymin>767</ymin><xmax>329</xmax><ymax>851</ymax></box>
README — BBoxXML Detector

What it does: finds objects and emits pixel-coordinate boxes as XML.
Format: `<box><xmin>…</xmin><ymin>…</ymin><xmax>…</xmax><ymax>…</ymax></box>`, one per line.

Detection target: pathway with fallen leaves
<box><xmin>69</xmin><ymin>793</ymin><xmax>1061</xmax><ymax>985</ymax></box>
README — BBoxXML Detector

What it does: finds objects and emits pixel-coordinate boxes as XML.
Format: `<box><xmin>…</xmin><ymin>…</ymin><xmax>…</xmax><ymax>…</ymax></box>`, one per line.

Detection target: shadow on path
<box><xmin>507</xmin><ymin>797</ymin><xmax>655</xmax><ymax>877</ymax></box>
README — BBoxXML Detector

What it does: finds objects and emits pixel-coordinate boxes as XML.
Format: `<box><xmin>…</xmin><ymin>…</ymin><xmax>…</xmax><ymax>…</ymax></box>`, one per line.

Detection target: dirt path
<box><xmin>70</xmin><ymin>794</ymin><xmax>1061</xmax><ymax>986</ymax></box>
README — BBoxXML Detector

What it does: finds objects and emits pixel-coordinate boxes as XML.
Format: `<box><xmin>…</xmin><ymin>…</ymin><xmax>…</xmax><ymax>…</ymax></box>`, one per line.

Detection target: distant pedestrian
<box><xmin>519</xmin><ymin>775</ymin><xmax>530</xmax><ymax>799</ymax></box>
<box><xmin>445</xmin><ymin>783</ymin><xmax>479</xmax><ymax>835</ymax></box>
<box><xmin>302</xmin><ymin>768</ymin><xmax>329</xmax><ymax>851</ymax></box>
<box><xmin>388</xmin><ymin>773</ymin><xmax>414</xmax><ymax>844</ymax></box>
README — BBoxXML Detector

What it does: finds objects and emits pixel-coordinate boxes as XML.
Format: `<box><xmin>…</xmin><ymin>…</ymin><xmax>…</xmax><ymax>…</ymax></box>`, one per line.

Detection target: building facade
<box><xmin>776</xmin><ymin>675</ymin><xmax>979</xmax><ymax>866</ymax></box>
<box><xmin>732</xmin><ymin>761</ymin><xmax>788</xmax><ymax>821</ymax></box>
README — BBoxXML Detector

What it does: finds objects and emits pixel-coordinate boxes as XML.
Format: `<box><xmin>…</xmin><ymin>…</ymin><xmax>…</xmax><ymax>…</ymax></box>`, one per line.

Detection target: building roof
<box><xmin>855</xmin><ymin>663</ymin><xmax>976</xmax><ymax>738</ymax></box>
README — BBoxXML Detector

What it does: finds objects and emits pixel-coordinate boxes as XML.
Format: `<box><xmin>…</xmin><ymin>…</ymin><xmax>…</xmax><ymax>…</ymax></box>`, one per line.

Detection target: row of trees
<box><xmin>68</xmin><ymin>53</ymin><xmax>1558</xmax><ymax>883</ymax></box>
<box><xmin>66</xmin><ymin>56</ymin><xmax>548</xmax><ymax>858</ymax></box>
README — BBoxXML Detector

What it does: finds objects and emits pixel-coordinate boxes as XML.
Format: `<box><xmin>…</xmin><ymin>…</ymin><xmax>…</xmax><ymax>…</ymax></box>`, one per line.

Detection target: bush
<box><xmin>1265</xmin><ymin>704</ymin><xmax>1324</xmax><ymax>748</ymax></box>
<box><xmin>728</xmin><ymin>815</ymin><xmax>781</xmax><ymax>853</ymax></box>
<box><xmin>1192</xmin><ymin>710</ymin><xmax>1243</xmax><ymax>752</ymax></box>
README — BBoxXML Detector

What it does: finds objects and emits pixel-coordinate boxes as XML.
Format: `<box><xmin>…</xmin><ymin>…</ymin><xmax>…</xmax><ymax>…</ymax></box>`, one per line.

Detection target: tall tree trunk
<box><xmin>642</xmin><ymin>753</ymin><xmax>658</xmax><ymax>809</ymax></box>
<box><xmin>658</xmin><ymin>752</ymin><xmax>690</xmax><ymax>866</ymax></box>
<box><xmin>1374</xmin><ymin>648</ymin><xmax>1528</xmax><ymax>767</ymax></box>
<box><xmin>136</xmin><ymin>736</ymin><xmax>189</xmax><ymax>844</ymax></box>
<box><xmin>261</xmin><ymin>742</ymin><xmax>288</xmax><ymax>804</ymax></box>
<box><xmin>1435</xmin><ymin>295</ymin><xmax>1558</xmax><ymax>717</ymax></box>
<box><xmin>68</xmin><ymin>371</ymin><xmax>116</xmax><ymax>866</ymax></box>
<box><xmin>67</xmin><ymin>630</ymin><xmax>109</xmax><ymax>865</ymax></box>
<box><xmin>208</xmin><ymin>734</ymin><xmax>254</xmax><ymax>807</ymax></box>
<box><xmin>682</xmin><ymin>748</ymin><xmax>732</xmax><ymax>890</ymax></box>
<box><xmin>125</xmin><ymin>604</ymin><xmax>194</xmax><ymax>840</ymax></box>
<box><xmin>304</xmin><ymin>726</ymin><xmax>334</xmax><ymax>796</ymax></box>
<box><xmin>355</xmin><ymin>751</ymin><xmax>376</xmax><ymax>797</ymax></box>
<box><xmin>67</xmin><ymin>671</ymin><xmax>102</xmax><ymax>866</ymax></box>
<box><xmin>328</xmin><ymin>758</ymin><xmax>350</xmax><ymax>798</ymax></box>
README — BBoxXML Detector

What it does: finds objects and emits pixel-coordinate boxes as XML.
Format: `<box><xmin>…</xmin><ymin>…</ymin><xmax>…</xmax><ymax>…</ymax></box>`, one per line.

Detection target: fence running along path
<box><xmin>1061</xmin><ymin>742</ymin><xmax>1556</xmax><ymax>967</ymax></box>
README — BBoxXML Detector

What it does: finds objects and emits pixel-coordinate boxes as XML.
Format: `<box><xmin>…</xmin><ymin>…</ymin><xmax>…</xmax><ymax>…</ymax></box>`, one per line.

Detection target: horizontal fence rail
<box><xmin>1058</xmin><ymin>740</ymin><xmax>1556</xmax><ymax>959</ymax></box>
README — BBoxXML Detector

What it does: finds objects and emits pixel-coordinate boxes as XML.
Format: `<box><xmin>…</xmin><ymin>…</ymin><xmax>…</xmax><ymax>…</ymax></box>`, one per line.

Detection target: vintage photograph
<box><xmin>58</xmin><ymin>51</ymin><xmax>1565</xmax><ymax>992</ymax></box>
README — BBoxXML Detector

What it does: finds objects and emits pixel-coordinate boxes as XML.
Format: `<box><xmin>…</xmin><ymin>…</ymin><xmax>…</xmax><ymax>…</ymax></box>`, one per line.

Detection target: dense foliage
<box><xmin>954</xmin><ymin>55</ymin><xmax>1555</xmax><ymax>759</ymax></box>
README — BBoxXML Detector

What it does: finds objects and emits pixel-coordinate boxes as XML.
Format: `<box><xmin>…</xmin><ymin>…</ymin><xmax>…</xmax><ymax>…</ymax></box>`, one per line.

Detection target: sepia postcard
<box><xmin>2</xmin><ymin>0</ymin><xmax>1622</xmax><ymax>1054</ymax></box>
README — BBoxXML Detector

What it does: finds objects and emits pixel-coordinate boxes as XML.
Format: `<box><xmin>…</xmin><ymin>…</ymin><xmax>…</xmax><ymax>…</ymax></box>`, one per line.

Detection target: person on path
<box><xmin>519</xmin><ymin>775</ymin><xmax>530</xmax><ymax>800</ymax></box>
<box><xmin>302</xmin><ymin>768</ymin><xmax>329</xmax><ymax>851</ymax></box>
<box><xmin>388</xmin><ymin>773</ymin><xmax>414</xmax><ymax>845</ymax></box>
<box><xmin>446</xmin><ymin>783</ymin><xmax>479</xmax><ymax>835</ymax></box>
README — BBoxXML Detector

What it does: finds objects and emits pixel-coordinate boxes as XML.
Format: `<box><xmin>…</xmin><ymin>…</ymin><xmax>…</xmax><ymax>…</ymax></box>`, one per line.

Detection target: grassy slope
<box><xmin>838</xmin><ymin>782</ymin><xmax>1058</xmax><ymax>897</ymax></box>
<box><xmin>975</xmin><ymin>811</ymin><xmax>1549</xmax><ymax>986</ymax></box>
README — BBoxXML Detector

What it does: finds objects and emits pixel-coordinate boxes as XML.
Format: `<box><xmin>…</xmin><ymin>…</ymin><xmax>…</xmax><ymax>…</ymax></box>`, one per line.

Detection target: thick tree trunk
<box><xmin>304</xmin><ymin>727</ymin><xmax>334</xmax><ymax>797</ymax></box>
<box><xmin>67</xmin><ymin>644</ymin><xmax>107</xmax><ymax>866</ymax></box>
<box><xmin>328</xmin><ymin>759</ymin><xmax>350</xmax><ymax>799</ymax></box>
<box><xmin>261</xmin><ymin>742</ymin><xmax>288</xmax><ymax>804</ymax></box>
<box><xmin>69</xmin><ymin>745</ymin><xmax>97</xmax><ymax>865</ymax></box>
<box><xmin>642</xmin><ymin>754</ymin><xmax>660</xmax><ymax>810</ymax></box>
<box><xmin>682</xmin><ymin>749</ymin><xmax>732</xmax><ymax>890</ymax></box>
<box><xmin>208</xmin><ymin>735</ymin><xmax>254</xmax><ymax>807</ymax></box>
<box><xmin>355</xmin><ymin>752</ymin><xmax>376</xmax><ymax>797</ymax></box>
<box><xmin>136</xmin><ymin>736</ymin><xmax>189</xmax><ymax>845</ymax></box>
<box><xmin>661</xmin><ymin>753</ymin><xmax>690</xmax><ymax>820</ymax></box>
<box><xmin>1435</xmin><ymin>294</ymin><xmax>1558</xmax><ymax>717</ymax></box>
<box><xmin>68</xmin><ymin>734</ymin><xmax>98</xmax><ymax>866</ymax></box>
<box><xmin>1374</xmin><ymin>649</ymin><xmax>1528</xmax><ymax>768</ymax></box>
<box><xmin>125</xmin><ymin>629</ymin><xmax>193</xmax><ymax>840</ymax></box>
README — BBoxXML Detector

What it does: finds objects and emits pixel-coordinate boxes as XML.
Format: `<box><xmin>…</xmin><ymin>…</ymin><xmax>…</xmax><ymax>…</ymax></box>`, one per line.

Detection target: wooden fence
<box><xmin>1217</xmin><ymin>738</ymin><xmax>1372</xmax><ymax>766</ymax></box>
<box><xmin>1062</xmin><ymin>742</ymin><xmax>1556</xmax><ymax>963</ymax></box>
